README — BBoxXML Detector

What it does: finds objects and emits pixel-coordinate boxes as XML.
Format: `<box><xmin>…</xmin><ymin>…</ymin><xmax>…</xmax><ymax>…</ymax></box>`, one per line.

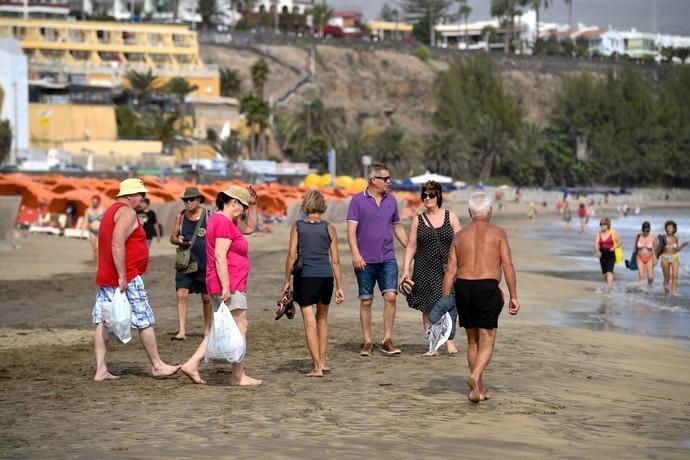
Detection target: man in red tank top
<box><xmin>91</xmin><ymin>178</ymin><xmax>179</xmax><ymax>381</ymax></box>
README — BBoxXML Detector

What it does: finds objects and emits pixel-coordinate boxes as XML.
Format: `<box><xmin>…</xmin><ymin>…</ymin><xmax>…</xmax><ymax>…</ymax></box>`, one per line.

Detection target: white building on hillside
<box><xmin>252</xmin><ymin>0</ymin><xmax>311</xmax><ymax>14</ymax></box>
<box><xmin>0</xmin><ymin>38</ymin><xmax>29</xmax><ymax>164</ymax></box>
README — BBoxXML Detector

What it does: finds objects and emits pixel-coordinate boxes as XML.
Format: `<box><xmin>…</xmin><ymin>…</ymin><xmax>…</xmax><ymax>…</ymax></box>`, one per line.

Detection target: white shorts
<box><xmin>211</xmin><ymin>292</ymin><xmax>248</xmax><ymax>311</ymax></box>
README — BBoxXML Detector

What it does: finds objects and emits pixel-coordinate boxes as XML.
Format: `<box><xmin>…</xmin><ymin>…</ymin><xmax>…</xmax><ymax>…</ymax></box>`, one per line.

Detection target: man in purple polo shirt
<box><xmin>347</xmin><ymin>163</ymin><xmax>408</xmax><ymax>356</ymax></box>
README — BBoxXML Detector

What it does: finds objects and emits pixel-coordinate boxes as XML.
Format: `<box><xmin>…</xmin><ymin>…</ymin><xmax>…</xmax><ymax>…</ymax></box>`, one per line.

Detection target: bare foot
<box><xmin>306</xmin><ymin>370</ymin><xmax>324</xmax><ymax>377</ymax></box>
<box><xmin>480</xmin><ymin>392</ymin><xmax>491</xmax><ymax>401</ymax></box>
<box><xmin>180</xmin><ymin>364</ymin><xmax>206</xmax><ymax>384</ymax></box>
<box><xmin>446</xmin><ymin>341</ymin><xmax>459</xmax><ymax>354</ymax></box>
<box><xmin>422</xmin><ymin>351</ymin><xmax>439</xmax><ymax>357</ymax></box>
<box><xmin>231</xmin><ymin>375</ymin><xmax>262</xmax><ymax>387</ymax></box>
<box><xmin>321</xmin><ymin>365</ymin><xmax>332</xmax><ymax>373</ymax></box>
<box><xmin>467</xmin><ymin>375</ymin><xmax>480</xmax><ymax>403</ymax></box>
<box><xmin>94</xmin><ymin>371</ymin><xmax>120</xmax><ymax>382</ymax></box>
<box><xmin>152</xmin><ymin>363</ymin><xmax>181</xmax><ymax>379</ymax></box>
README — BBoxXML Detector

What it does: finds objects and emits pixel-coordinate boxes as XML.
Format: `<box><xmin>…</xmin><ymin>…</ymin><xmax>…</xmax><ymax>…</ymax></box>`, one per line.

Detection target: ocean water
<box><xmin>526</xmin><ymin>209</ymin><xmax>690</xmax><ymax>340</ymax></box>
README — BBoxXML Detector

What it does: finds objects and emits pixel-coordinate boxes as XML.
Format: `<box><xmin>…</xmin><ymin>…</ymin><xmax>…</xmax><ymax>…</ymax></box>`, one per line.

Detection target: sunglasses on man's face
<box><xmin>422</xmin><ymin>192</ymin><xmax>437</xmax><ymax>199</ymax></box>
<box><xmin>182</xmin><ymin>197</ymin><xmax>197</xmax><ymax>203</ymax></box>
<box><xmin>374</xmin><ymin>176</ymin><xmax>391</xmax><ymax>182</ymax></box>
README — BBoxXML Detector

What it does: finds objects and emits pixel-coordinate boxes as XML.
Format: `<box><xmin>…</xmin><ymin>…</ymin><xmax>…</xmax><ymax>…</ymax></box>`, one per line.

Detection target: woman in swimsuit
<box><xmin>82</xmin><ymin>195</ymin><xmax>105</xmax><ymax>261</ymax></box>
<box><xmin>594</xmin><ymin>217</ymin><xmax>621</xmax><ymax>289</ymax></box>
<box><xmin>634</xmin><ymin>221</ymin><xmax>657</xmax><ymax>286</ymax></box>
<box><xmin>659</xmin><ymin>220</ymin><xmax>688</xmax><ymax>296</ymax></box>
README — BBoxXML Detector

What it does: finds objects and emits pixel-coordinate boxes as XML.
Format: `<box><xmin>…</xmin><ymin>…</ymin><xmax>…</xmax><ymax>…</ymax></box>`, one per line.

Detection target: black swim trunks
<box><xmin>175</xmin><ymin>270</ymin><xmax>207</xmax><ymax>294</ymax></box>
<box><xmin>454</xmin><ymin>278</ymin><xmax>504</xmax><ymax>329</ymax></box>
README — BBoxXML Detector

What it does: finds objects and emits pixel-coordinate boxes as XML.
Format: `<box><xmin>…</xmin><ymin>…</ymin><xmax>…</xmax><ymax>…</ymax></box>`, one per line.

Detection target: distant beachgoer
<box><xmin>281</xmin><ymin>190</ymin><xmax>345</xmax><ymax>377</ymax></box>
<box><xmin>634</xmin><ymin>221</ymin><xmax>657</xmax><ymax>286</ymax></box>
<box><xmin>495</xmin><ymin>190</ymin><xmax>505</xmax><ymax>211</ymax></box>
<box><xmin>137</xmin><ymin>198</ymin><xmax>160</xmax><ymax>247</ymax></box>
<box><xmin>527</xmin><ymin>202</ymin><xmax>537</xmax><ymax>222</ymax></box>
<box><xmin>442</xmin><ymin>192</ymin><xmax>519</xmax><ymax>403</ymax></box>
<box><xmin>658</xmin><ymin>220</ymin><xmax>688</xmax><ymax>296</ymax></box>
<box><xmin>347</xmin><ymin>163</ymin><xmax>408</xmax><ymax>357</ymax></box>
<box><xmin>82</xmin><ymin>195</ymin><xmax>105</xmax><ymax>261</ymax></box>
<box><xmin>514</xmin><ymin>188</ymin><xmax>522</xmax><ymax>203</ymax></box>
<box><xmin>594</xmin><ymin>217</ymin><xmax>622</xmax><ymax>289</ymax></box>
<box><xmin>401</xmin><ymin>181</ymin><xmax>462</xmax><ymax>356</ymax></box>
<box><xmin>170</xmin><ymin>187</ymin><xmax>212</xmax><ymax>341</ymax></box>
<box><xmin>562</xmin><ymin>201</ymin><xmax>572</xmax><ymax>230</ymax></box>
<box><xmin>92</xmin><ymin>178</ymin><xmax>179</xmax><ymax>381</ymax></box>
<box><xmin>578</xmin><ymin>203</ymin><xmax>588</xmax><ymax>233</ymax></box>
<box><xmin>181</xmin><ymin>186</ymin><xmax>262</xmax><ymax>386</ymax></box>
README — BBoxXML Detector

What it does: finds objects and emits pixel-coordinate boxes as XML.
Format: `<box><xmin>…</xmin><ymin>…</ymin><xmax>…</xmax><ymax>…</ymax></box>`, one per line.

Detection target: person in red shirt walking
<box><xmin>91</xmin><ymin>178</ymin><xmax>180</xmax><ymax>381</ymax></box>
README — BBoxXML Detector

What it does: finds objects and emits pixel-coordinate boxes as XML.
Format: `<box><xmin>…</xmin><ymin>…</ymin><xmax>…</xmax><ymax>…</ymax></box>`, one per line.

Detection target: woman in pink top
<box><xmin>181</xmin><ymin>185</ymin><xmax>262</xmax><ymax>386</ymax></box>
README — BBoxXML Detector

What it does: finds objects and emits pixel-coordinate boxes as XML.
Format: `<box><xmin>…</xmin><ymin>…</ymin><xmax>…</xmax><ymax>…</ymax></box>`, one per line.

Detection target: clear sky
<box><xmin>328</xmin><ymin>0</ymin><xmax>690</xmax><ymax>36</ymax></box>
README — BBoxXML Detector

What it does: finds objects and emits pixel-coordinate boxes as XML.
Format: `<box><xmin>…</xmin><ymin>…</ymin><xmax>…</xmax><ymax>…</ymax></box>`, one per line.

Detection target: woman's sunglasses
<box><xmin>422</xmin><ymin>192</ymin><xmax>437</xmax><ymax>199</ymax></box>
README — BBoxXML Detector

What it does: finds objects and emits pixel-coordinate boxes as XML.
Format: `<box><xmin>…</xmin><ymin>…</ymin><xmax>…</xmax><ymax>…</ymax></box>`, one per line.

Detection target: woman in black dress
<box><xmin>401</xmin><ymin>181</ymin><xmax>462</xmax><ymax>356</ymax></box>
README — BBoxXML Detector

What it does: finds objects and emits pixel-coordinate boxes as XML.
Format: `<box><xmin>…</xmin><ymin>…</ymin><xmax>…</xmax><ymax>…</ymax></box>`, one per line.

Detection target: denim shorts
<box><xmin>92</xmin><ymin>275</ymin><xmax>155</xmax><ymax>329</ymax></box>
<box><xmin>354</xmin><ymin>259</ymin><xmax>398</xmax><ymax>300</ymax></box>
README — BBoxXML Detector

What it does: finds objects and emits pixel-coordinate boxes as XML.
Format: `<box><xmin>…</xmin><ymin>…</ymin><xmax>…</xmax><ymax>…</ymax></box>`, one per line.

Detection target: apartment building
<box><xmin>0</xmin><ymin>18</ymin><xmax>219</xmax><ymax>96</ymax></box>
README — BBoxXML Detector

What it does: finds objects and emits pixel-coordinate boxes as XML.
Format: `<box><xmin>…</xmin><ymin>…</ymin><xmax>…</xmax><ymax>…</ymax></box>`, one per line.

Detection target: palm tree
<box><xmin>530</xmin><ymin>0</ymin><xmax>550</xmax><ymax>43</ymax></box>
<box><xmin>220</xmin><ymin>68</ymin><xmax>243</xmax><ymax>97</ymax></box>
<box><xmin>308</xmin><ymin>3</ymin><xmax>332</xmax><ymax>36</ymax></box>
<box><xmin>239</xmin><ymin>93</ymin><xmax>270</xmax><ymax>158</ymax></box>
<box><xmin>162</xmin><ymin>77</ymin><xmax>198</xmax><ymax>134</ymax></box>
<box><xmin>458</xmin><ymin>3</ymin><xmax>472</xmax><ymax>48</ymax></box>
<box><xmin>250</xmin><ymin>58</ymin><xmax>269</xmax><ymax>99</ymax></box>
<box><xmin>490</xmin><ymin>0</ymin><xmax>525</xmax><ymax>53</ymax></box>
<box><xmin>278</xmin><ymin>98</ymin><xmax>342</xmax><ymax>158</ymax></box>
<box><xmin>125</xmin><ymin>69</ymin><xmax>159</xmax><ymax>109</ymax></box>
<box><xmin>564</xmin><ymin>0</ymin><xmax>572</xmax><ymax>29</ymax></box>
<box><xmin>144</xmin><ymin>112</ymin><xmax>178</xmax><ymax>147</ymax></box>
<box><xmin>198</xmin><ymin>0</ymin><xmax>217</xmax><ymax>31</ymax></box>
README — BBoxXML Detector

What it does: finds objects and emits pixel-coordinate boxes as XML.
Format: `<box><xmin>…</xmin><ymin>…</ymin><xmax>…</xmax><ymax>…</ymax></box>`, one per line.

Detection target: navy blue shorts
<box><xmin>354</xmin><ymin>259</ymin><xmax>398</xmax><ymax>300</ymax></box>
<box><xmin>294</xmin><ymin>276</ymin><xmax>334</xmax><ymax>306</ymax></box>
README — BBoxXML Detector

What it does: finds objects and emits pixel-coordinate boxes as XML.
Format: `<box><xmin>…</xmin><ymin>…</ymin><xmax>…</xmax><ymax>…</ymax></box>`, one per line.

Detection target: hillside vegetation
<box><xmin>201</xmin><ymin>44</ymin><xmax>690</xmax><ymax>187</ymax></box>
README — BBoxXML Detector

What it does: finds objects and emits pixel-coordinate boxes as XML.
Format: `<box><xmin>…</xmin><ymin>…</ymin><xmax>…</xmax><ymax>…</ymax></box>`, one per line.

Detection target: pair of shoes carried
<box><xmin>379</xmin><ymin>338</ymin><xmax>401</xmax><ymax>356</ymax></box>
<box><xmin>275</xmin><ymin>290</ymin><xmax>295</xmax><ymax>320</ymax></box>
<box><xmin>360</xmin><ymin>342</ymin><xmax>373</xmax><ymax>356</ymax></box>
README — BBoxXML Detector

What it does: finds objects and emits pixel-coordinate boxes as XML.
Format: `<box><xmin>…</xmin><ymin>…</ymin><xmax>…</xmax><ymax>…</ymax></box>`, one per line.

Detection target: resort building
<box><xmin>0</xmin><ymin>0</ymin><xmax>69</xmax><ymax>19</ymax></box>
<box><xmin>366</xmin><ymin>21</ymin><xmax>414</xmax><ymax>43</ymax></box>
<box><xmin>0</xmin><ymin>18</ymin><xmax>219</xmax><ymax>96</ymax></box>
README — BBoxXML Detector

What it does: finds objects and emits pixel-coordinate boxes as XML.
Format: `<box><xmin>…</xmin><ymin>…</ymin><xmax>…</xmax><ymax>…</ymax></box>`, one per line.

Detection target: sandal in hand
<box><xmin>275</xmin><ymin>290</ymin><xmax>294</xmax><ymax>320</ymax></box>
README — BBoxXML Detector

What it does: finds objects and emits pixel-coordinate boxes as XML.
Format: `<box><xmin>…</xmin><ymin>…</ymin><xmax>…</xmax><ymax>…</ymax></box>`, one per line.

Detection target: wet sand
<box><xmin>1</xmin><ymin>208</ymin><xmax>689</xmax><ymax>458</ymax></box>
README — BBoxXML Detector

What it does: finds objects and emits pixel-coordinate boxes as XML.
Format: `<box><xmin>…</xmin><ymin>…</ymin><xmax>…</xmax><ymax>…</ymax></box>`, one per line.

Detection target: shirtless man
<box><xmin>442</xmin><ymin>192</ymin><xmax>519</xmax><ymax>403</ymax></box>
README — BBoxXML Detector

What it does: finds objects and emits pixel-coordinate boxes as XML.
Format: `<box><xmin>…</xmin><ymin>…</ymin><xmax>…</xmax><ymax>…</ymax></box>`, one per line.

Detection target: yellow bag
<box><xmin>611</xmin><ymin>229</ymin><xmax>624</xmax><ymax>265</ymax></box>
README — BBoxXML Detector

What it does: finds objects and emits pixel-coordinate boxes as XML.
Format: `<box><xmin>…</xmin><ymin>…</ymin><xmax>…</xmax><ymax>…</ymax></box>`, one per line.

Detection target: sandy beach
<box><xmin>1</xmin><ymin>202</ymin><xmax>689</xmax><ymax>458</ymax></box>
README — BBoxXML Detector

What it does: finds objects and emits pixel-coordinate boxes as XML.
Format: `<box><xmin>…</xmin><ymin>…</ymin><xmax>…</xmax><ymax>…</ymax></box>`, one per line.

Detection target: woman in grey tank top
<box><xmin>281</xmin><ymin>191</ymin><xmax>345</xmax><ymax>377</ymax></box>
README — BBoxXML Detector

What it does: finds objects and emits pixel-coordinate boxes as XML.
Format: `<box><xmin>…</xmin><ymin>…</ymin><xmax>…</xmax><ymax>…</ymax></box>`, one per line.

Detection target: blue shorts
<box><xmin>92</xmin><ymin>275</ymin><xmax>155</xmax><ymax>329</ymax></box>
<box><xmin>354</xmin><ymin>259</ymin><xmax>398</xmax><ymax>300</ymax></box>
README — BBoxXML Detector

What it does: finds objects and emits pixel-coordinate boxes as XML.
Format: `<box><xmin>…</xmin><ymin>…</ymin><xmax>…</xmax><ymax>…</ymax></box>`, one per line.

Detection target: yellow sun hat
<box><xmin>117</xmin><ymin>178</ymin><xmax>149</xmax><ymax>197</ymax></box>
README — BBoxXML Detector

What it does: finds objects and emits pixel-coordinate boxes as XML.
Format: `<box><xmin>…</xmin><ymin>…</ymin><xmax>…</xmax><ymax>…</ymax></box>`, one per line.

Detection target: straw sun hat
<box><xmin>222</xmin><ymin>185</ymin><xmax>250</xmax><ymax>207</ymax></box>
<box><xmin>117</xmin><ymin>178</ymin><xmax>149</xmax><ymax>197</ymax></box>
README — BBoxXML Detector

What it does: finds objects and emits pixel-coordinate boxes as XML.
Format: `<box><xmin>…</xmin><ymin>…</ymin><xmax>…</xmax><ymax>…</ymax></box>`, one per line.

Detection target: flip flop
<box><xmin>171</xmin><ymin>336</ymin><xmax>186</xmax><ymax>341</ymax></box>
<box><xmin>285</xmin><ymin>301</ymin><xmax>295</xmax><ymax>319</ymax></box>
<box><xmin>275</xmin><ymin>290</ymin><xmax>293</xmax><ymax>320</ymax></box>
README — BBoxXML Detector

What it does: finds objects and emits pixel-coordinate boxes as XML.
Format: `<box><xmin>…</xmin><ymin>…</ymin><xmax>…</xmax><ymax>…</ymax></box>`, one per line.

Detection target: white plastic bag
<box><xmin>107</xmin><ymin>290</ymin><xmax>132</xmax><ymax>344</ymax></box>
<box><xmin>427</xmin><ymin>312</ymin><xmax>452</xmax><ymax>353</ymax></box>
<box><xmin>205</xmin><ymin>301</ymin><xmax>245</xmax><ymax>363</ymax></box>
